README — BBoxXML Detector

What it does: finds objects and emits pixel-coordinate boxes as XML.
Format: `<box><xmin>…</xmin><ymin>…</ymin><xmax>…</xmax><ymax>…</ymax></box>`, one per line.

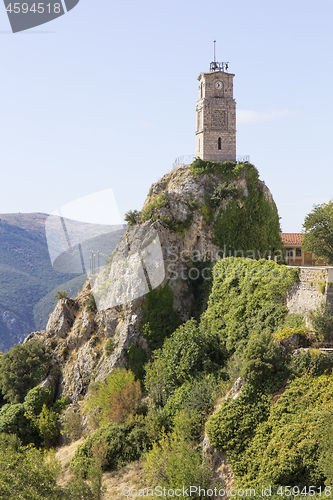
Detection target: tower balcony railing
<box><xmin>172</xmin><ymin>155</ymin><xmax>196</xmax><ymax>168</ymax></box>
<box><xmin>172</xmin><ymin>155</ymin><xmax>250</xmax><ymax>168</ymax></box>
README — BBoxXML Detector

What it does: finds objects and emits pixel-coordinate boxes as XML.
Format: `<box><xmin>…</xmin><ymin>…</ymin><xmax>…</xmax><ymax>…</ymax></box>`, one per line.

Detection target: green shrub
<box><xmin>283</xmin><ymin>313</ymin><xmax>305</xmax><ymax>328</ymax></box>
<box><xmin>124</xmin><ymin>209</ymin><xmax>141</xmax><ymax>226</ymax></box>
<box><xmin>200</xmin><ymin>199</ymin><xmax>214</xmax><ymax>225</ymax></box>
<box><xmin>241</xmin><ymin>330</ymin><xmax>284</xmax><ymax>383</ymax></box>
<box><xmin>309</xmin><ymin>302</ymin><xmax>333</xmax><ymax>341</ymax></box>
<box><xmin>155</xmin><ymin>319</ymin><xmax>216</xmax><ymax>384</ymax></box>
<box><xmin>190</xmin><ymin>158</ymin><xmax>242</xmax><ymax>179</ymax></box>
<box><xmin>290</xmin><ymin>349</ymin><xmax>333</xmax><ymax>378</ymax></box>
<box><xmin>23</xmin><ymin>386</ymin><xmax>53</xmax><ymax>421</ymax></box>
<box><xmin>239</xmin><ymin>375</ymin><xmax>333</xmax><ymax>487</ymax></box>
<box><xmin>145</xmin><ymin>319</ymin><xmax>222</xmax><ymax>408</ymax></box>
<box><xmin>144</xmin><ymin>429</ymin><xmax>211</xmax><ymax>499</ymax></box>
<box><xmin>104</xmin><ymin>338</ymin><xmax>114</xmax><ymax>357</ymax></box>
<box><xmin>187</xmin><ymin>193</ymin><xmax>198</xmax><ymax>211</ymax></box>
<box><xmin>61</xmin><ymin>406</ymin><xmax>84</xmax><ymax>442</ymax></box>
<box><xmin>144</xmin><ymin>356</ymin><xmax>172</xmax><ymax>408</ymax></box>
<box><xmin>86</xmin><ymin>294</ymin><xmax>97</xmax><ymax>312</ymax></box>
<box><xmin>0</xmin><ymin>341</ymin><xmax>51</xmax><ymax>404</ymax></box>
<box><xmin>318</xmin><ymin>409</ymin><xmax>333</xmax><ymax>485</ymax></box>
<box><xmin>200</xmin><ymin>258</ymin><xmax>299</xmax><ymax>362</ymax></box>
<box><xmin>208</xmin><ymin>374</ymin><xmax>333</xmax><ymax>488</ymax></box>
<box><xmin>206</xmin><ymin>383</ymin><xmax>272</xmax><ymax>460</ymax></box>
<box><xmin>210</xmin><ymin>180</ymin><xmax>240</xmax><ymax>206</ymax></box>
<box><xmin>141</xmin><ymin>193</ymin><xmax>169</xmax><ymax>222</ymax></box>
<box><xmin>141</xmin><ymin>284</ymin><xmax>179</xmax><ymax>350</ymax></box>
<box><xmin>70</xmin><ymin>420</ymin><xmax>150</xmax><ymax>477</ymax></box>
<box><xmin>161</xmin><ymin>213</ymin><xmax>193</xmax><ymax>236</ymax></box>
<box><xmin>55</xmin><ymin>290</ymin><xmax>69</xmax><ymax>300</ymax></box>
<box><xmin>0</xmin><ymin>445</ymin><xmax>66</xmax><ymax>499</ymax></box>
<box><xmin>273</xmin><ymin>326</ymin><xmax>315</xmax><ymax>345</ymax></box>
<box><xmin>0</xmin><ymin>432</ymin><xmax>21</xmax><ymax>451</ymax></box>
<box><xmin>37</xmin><ymin>404</ymin><xmax>60</xmax><ymax>448</ymax></box>
<box><xmin>144</xmin><ymin>407</ymin><xmax>171</xmax><ymax>442</ymax></box>
<box><xmin>68</xmin><ymin>462</ymin><xmax>105</xmax><ymax>500</ymax></box>
<box><xmin>84</xmin><ymin>368</ymin><xmax>137</xmax><ymax>427</ymax></box>
<box><xmin>0</xmin><ymin>404</ymin><xmax>36</xmax><ymax>445</ymax></box>
<box><xmin>127</xmin><ymin>343</ymin><xmax>147</xmax><ymax>381</ymax></box>
<box><xmin>61</xmin><ymin>346</ymin><xmax>69</xmax><ymax>359</ymax></box>
<box><xmin>212</xmin><ymin>166</ymin><xmax>284</xmax><ymax>259</ymax></box>
<box><xmin>164</xmin><ymin>375</ymin><xmax>218</xmax><ymax>434</ymax></box>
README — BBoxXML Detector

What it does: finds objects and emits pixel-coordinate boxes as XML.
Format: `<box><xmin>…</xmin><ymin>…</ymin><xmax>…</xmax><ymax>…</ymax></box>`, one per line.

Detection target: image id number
<box><xmin>6</xmin><ymin>3</ymin><xmax>61</xmax><ymax>14</ymax></box>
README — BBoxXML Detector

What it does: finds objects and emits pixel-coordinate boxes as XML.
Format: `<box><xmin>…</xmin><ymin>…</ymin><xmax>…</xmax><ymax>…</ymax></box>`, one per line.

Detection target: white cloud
<box><xmin>237</xmin><ymin>109</ymin><xmax>292</xmax><ymax>125</ymax></box>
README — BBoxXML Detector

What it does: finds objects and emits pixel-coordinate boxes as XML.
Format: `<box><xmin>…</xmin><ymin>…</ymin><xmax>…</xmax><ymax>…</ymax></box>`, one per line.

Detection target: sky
<box><xmin>0</xmin><ymin>0</ymin><xmax>333</xmax><ymax>232</ymax></box>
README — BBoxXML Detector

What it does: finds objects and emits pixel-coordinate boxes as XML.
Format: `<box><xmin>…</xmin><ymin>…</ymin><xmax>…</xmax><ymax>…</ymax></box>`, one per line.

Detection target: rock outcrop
<box><xmin>24</xmin><ymin>163</ymin><xmax>279</xmax><ymax>403</ymax></box>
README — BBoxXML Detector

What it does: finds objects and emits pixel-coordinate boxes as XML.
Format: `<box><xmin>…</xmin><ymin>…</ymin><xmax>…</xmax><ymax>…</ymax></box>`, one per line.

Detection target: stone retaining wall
<box><xmin>286</xmin><ymin>267</ymin><xmax>333</xmax><ymax>315</ymax></box>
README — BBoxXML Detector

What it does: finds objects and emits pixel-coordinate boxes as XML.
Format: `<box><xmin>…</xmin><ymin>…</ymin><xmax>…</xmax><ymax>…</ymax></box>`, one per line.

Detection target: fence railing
<box><xmin>237</xmin><ymin>155</ymin><xmax>250</xmax><ymax>163</ymax></box>
<box><xmin>172</xmin><ymin>154</ymin><xmax>250</xmax><ymax>168</ymax></box>
<box><xmin>172</xmin><ymin>155</ymin><xmax>196</xmax><ymax>168</ymax></box>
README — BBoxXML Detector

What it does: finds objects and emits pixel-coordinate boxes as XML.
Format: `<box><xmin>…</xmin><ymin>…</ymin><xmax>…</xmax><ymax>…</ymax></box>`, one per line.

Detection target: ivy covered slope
<box><xmin>3</xmin><ymin>257</ymin><xmax>333</xmax><ymax>495</ymax></box>
<box><xmin>204</xmin><ymin>259</ymin><xmax>333</xmax><ymax>491</ymax></box>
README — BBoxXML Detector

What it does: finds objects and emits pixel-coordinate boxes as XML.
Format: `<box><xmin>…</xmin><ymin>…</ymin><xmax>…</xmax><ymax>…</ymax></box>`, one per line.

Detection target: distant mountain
<box><xmin>0</xmin><ymin>213</ymin><xmax>85</xmax><ymax>351</ymax></box>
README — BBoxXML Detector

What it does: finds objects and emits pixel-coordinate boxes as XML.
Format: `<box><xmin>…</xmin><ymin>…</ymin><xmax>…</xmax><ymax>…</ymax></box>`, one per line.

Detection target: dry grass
<box><xmin>55</xmin><ymin>438</ymin><xmax>85</xmax><ymax>487</ymax></box>
<box><xmin>55</xmin><ymin>439</ymin><xmax>148</xmax><ymax>499</ymax></box>
<box><xmin>102</xmin><ymin>461</ymin><xmax>147</xmax><ymax>499</ymax></box>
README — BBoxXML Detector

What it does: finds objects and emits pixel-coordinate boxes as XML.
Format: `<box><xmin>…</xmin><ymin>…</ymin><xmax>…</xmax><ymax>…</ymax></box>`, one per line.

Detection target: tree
<box><xmin>55</xmin><ymin>290</ymin><xmax>69</xmax><ymax>300</ymax></box>
<box><xmin>144</xmin><ymin>417</ymin><xmax>211</xmax><ymax>499</ymax></box>
<box><xmin>106</xmin><ymin>380</ymin><xmax>141</xmax><ymax>424</ymax></box>
<box><xmin>308</xmin><ymin>302</ymin><xmax>333</xmax><ymax>342</ymax></box>
<box><xmin>0</xmin><ymin>341</ymin><xmax>50</xmax><ymax>404</ymax></box>
<box><xmin>61</xmin><ymin>406</ymin><xmax>84</xmax><ymax>442</ymax></box>
<box><xmin>0</xmin><ymin>445</ymin><xmax>65</xmax><ymax>500</ymax></box>
<box><xmin>241</xmin><ymin>331</ymin><xmax>282</xmax><ymax>383</ymax></box>
<box><xmin>84</xmin><ymin>369</ymin><xmax>138</xmax><ymax>427</ymax></box>
<box><xmin>0</xmin><ymin>443</ymin><xmax>104</xmax><ymax>499</ymax></box>
<box><xmin>37</xmin><ymin>404</ymin><xmax>60</xmax><ymax>448</ymax></box>
<box><xmin>124</xmin><ymin>209</ymin><xmax>141</xmax><ymax>226</ymax></box>
<box><xmin>302</xmin><ymin>200</ymin><xmax>333</xmax><ymax>263</ymax></box>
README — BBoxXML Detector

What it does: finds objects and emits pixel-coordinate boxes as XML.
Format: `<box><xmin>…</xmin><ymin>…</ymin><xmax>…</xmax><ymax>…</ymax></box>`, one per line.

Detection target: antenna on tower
<box><xmin>210</xmin><ymin>40</ymin><xmax>229</xmax><ymax>73</ymax></box>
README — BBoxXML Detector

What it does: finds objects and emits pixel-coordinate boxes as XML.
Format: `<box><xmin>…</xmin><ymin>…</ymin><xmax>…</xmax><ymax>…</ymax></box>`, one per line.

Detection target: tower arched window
<box><xmin>218</xmin><ymin>137</ymin><xmax>222</xmax><ymax>150</ymax></box>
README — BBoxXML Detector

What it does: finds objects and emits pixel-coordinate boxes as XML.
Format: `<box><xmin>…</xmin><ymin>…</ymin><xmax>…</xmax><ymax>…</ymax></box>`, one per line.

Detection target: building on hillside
<box><xmin>281</xmin><ymin>233</ymin><xmax>328</xmax><ymax>266</ymax></box>
<box><xmin>195</xmin><ymin>57</ymin><xmax>236</xmax><ymax>162</ymax></box>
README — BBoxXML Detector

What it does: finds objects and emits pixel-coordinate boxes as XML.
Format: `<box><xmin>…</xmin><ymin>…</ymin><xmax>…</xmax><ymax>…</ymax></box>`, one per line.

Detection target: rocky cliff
<box><xmin>25</xmin><ymin>161</ymin><xmax>282</xmax><ymax>403</ymax></box>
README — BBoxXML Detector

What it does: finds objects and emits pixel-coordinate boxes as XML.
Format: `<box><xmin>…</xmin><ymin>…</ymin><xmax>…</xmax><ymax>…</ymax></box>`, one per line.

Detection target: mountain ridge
<box><xmin>0</xmin><ymin>212</ymin><xmax>84</xmax><ymax>351</ymax></box>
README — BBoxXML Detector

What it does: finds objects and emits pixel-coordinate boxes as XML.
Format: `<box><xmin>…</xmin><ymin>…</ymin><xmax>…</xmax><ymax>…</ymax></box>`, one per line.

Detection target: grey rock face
<box><xmin>46</xmin><ymin>298</ymin><xmax>78</xmax><ymax>338</ymax></box>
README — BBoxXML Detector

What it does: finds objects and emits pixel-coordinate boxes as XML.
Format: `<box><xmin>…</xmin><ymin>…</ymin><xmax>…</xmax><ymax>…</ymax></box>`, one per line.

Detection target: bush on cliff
<box><xmin>200</xmin><ymin>258</ymin><xmax>299</xmax><ymax>361</ymax></box>
<box><xmin>70</xmin><ymin>420</ymin><xmax>150</xmax><ymax>478</ymax></box>
<box><xmin>144</xmin><ymin>319</ymin><xmax>222</xmax><ymax>408</ymax></box>
<box><xmin>207</xmin><ymin>374</ymin><xmax>333</xmax><ymax>489</ymax></box>
<box><xmin>84</xmin><ymin>368</ymin><xmax>141</xmax><ymax>427</ymax></box>
<box><xmin>0</xmin><ymin>340</ymin><xmax>51</xmax><ymax>404</ymax></box>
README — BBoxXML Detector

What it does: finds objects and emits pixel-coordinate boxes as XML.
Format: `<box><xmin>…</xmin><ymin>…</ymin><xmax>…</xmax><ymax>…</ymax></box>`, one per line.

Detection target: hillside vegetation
<box><xmin>1</xmin><ymin>162</ymin><xmax>332</xmax><ymax>497</ymax></box>
<box><xmin>1</xmin><ymin>257</ymin><xmax>332</xmax><ymax>497</ymax></box>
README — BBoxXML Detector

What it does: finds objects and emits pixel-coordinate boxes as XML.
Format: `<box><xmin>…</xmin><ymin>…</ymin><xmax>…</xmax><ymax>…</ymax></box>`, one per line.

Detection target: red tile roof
<box><xmin>280</xmin><ymin>233</ymin><xmax>304</xmax><ymax>246</ymax></box>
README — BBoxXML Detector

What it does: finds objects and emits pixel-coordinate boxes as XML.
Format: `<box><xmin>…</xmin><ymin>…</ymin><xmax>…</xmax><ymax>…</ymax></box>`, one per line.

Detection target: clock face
<box><xmin>215</xmin><ymin>80</ymin><xmax>223</xmax><ymax>90</ymax></box>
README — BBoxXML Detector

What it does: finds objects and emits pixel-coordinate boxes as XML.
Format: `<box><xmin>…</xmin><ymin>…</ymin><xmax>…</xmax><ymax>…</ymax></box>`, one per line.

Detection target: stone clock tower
<box><xmin>196</xmin><ymin>61</ymin><xmax>236</xmax><ymax>162</ymax></box>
